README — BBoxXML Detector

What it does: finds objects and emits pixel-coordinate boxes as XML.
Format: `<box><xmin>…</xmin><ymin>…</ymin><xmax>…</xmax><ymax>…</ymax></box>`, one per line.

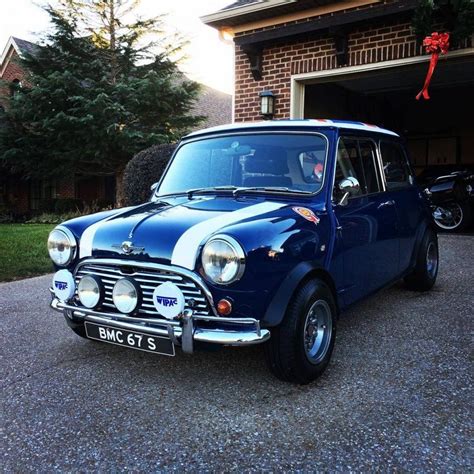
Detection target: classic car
<box><xmin>48</xmin><ymin>120</ymin><xmax>438</xmax><ymax>384</ymax></box>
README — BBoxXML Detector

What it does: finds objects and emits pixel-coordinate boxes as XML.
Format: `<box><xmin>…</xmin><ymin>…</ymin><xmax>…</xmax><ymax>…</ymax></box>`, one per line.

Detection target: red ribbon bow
<box><xmin>416</xmin><ymin>32</ymin><xmax>450</xmax><ymax>100</ymax></box>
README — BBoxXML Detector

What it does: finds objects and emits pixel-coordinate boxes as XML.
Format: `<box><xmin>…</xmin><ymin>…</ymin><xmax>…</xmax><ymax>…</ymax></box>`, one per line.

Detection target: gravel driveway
<box><xmin>1</xmin><ymin>234</ymin><xmax>472</xmax><ymax>471</ymax></box>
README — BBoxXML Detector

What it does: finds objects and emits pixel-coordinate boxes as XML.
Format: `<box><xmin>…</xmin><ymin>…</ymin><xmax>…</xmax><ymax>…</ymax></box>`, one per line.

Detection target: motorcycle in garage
<box><xmin>418</xmin><ymin>166</ymin><xmax>474</xmax><ymax>232</ymax></box>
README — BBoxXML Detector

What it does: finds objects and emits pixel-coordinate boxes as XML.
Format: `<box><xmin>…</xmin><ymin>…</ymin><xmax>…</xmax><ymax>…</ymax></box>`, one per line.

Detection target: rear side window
<box><xmin>359</xmin><ymin>140</ymin><xmax>380</xmax><ymax>194</ymax></box>
<box><xmin>334</xmin><ymin>137</ymin><xmax>381</xmax><ymax>199</ymax></box>
<box><xmin>380</xmin><ymin>141</ymin><xmax>413</xmax><ymax>190</ymax></box>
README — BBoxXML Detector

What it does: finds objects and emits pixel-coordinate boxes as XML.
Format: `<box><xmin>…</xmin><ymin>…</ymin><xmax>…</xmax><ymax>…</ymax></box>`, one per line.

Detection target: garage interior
<box><xmin>303</xmin><ymin>54</ymin><xmax>474</xmax><ymax>171</ymax></box>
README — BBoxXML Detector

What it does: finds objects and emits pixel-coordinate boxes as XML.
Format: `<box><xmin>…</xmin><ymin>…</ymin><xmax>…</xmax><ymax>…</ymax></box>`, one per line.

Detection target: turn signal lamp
<box><xmin>217</xmin><ymin>299</ymin><xmax>233</xmax><ymax>316</ymax></box>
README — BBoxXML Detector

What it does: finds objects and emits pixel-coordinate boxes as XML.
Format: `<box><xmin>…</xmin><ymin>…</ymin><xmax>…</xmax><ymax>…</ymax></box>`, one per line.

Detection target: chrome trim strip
<box><xmin>74</xmin><ymin>258</ymin><xmax>219</xmax><ymax>316</ymax></box>
<box><xmin>51</xmin><ymin>297</ymin><xmax>270</xmax><ymax>347</ymax></box>
<box><xmin>194</xmin><ymin>328</ymin><xmax>270</xmax><ymax>346</ymax></box>
<box><xmin>85</xmin><ymin>315</ymin><xmax>176</xmax><ymax>338</ymax></box>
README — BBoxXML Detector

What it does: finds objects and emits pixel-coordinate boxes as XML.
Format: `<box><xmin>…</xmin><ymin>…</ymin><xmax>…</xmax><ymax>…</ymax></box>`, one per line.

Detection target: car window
<box><xmin>157</xmin><ymin>133</ymin><xmax>328</xmax><ymax>196</ymax></box>
<box><xmin>380</xmin><ymin>141</ymin><xmax>413</xmax><ymax>190</ymax></box>
<box><xmin>298</xmin><ymin>150</ymin><xmax>326</xmax><ymax>184</ymax></box>
<box><xmin>359</xmin><ymin>140</ymin><xmax>381</xmax><ymax>194</ymax></box>
<box><xmin>334</xmin><ymin>138</ymin><xmax>365</xmax><ymax>199</ymax></box>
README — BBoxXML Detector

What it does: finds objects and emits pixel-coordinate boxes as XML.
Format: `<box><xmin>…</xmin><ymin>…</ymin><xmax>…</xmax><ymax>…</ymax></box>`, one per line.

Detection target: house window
<box><xmin>10</xmin><ymin>79</ymin><xmax>22</xmax><ymax>97</ymax></box>
<box><xmin>30</xmin><ymin>179</ymin><xmax>57</xmax><ymax>211</ymax></box>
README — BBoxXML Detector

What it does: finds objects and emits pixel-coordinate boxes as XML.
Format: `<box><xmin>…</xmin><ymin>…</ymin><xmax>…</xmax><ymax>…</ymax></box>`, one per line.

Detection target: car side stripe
<box><xmin>171</xmin><ymin>201</ymin><xmax>286</xmax><ymax>270</ymax></box>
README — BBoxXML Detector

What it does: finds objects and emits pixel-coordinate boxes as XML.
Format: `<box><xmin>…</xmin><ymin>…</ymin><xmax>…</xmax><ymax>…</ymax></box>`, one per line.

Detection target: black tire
<box><xmin>264</xmin><ymin>279</ymin><xmax>337</xmax><ymax>385</ymax></box>
<box><xmin>404</xmin><ymin>229</ymin><xmax>438</xmax><ymax>291</ymax></box>
<box><xmin>433</xmin><ymin>201</ymin><xmax>472</xmax><ymax>233</ymax></box>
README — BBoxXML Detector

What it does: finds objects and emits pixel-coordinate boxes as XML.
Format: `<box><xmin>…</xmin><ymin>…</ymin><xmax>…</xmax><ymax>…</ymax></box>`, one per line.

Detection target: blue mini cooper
<box><xmin>48</xmin><ymin>120</ymin><xmax>438</xmax><ymax>384</ymax></box>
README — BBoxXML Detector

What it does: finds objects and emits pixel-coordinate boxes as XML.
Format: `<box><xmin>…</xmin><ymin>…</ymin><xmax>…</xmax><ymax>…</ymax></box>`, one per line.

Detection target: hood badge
<box><xmin>112</xmin><ymin>241</ymin><xmax>145</xmax><ymax>254</ymax></box>
<box><xmin>292</xmin><ymin>206</ymin><xmax>320</xmax><ymax>225</ymax></box>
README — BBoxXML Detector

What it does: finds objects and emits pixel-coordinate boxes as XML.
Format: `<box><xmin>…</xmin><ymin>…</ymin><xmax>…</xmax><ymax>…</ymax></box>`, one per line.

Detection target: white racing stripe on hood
<box><xmin>171</xmin><ymin>201</ymin><xmax>286</xmax><ymax>270</ymax></box>
<box><xmin>79</xmin><ymin>205</ymin><xmax>144</xmax><ymax>258</ymax></box>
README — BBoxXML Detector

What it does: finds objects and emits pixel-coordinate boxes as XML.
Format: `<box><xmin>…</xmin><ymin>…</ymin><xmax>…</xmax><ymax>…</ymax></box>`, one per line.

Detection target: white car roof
<box><xmin>186</xmin><ymin>119</ymin><xmax>399</xmax><ymax>138</ymax></box>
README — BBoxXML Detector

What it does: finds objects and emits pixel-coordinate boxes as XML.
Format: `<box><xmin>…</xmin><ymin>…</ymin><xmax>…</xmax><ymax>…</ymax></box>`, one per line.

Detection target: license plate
<box><xmin>84</xmin><ymin>322</ymin><xmax>175</xmax><ymax>356</ymax></box>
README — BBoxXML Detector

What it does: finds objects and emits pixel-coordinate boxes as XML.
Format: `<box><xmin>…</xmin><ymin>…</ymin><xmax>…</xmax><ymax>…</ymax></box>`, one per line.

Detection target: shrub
<box><xmin>54</xmin><ymin>198</ymin><xmax>82</xmax><ymax>213</ymax></box>
<box><xmin>26</xmin><ymin>211</ymin><xmax>83</xmax><ymax>224</ymax></box>
<box><xmin>122</xmin><ymin>143</ymin><xmax>176</xmax><ymax>206</ymax></box>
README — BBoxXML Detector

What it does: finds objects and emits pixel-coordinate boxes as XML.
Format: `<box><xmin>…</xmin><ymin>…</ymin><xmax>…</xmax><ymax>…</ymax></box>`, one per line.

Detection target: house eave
<box><xmin>0</xmin><ymin>36</ymin><xmax>22</xmax><ymax>69</ymax></box>
<box><xmin>234</xmin><ymin>0</ymin><xmax>418</xmax><ymax>48</ymax></box>
<box><xmin>201</xmin><ymin>0</ymin><xmax>298</xmax><ymax>28</ymax></box>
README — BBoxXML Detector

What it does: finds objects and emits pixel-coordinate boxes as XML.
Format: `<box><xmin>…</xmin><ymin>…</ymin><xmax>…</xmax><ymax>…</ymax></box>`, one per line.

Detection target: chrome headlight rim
<box><xmin>112</xmin><ymin>277</ymin><xmax>141</xmax><ymax>314</ymax></box>
<box><xmin>77</xmin><ymin>274</ymin><xmax>104</xmax><ymax>309</ymax></box>
<box><xmin>201</xmin><ymin>234</ymin><xmax>246</xmax><ymax>286</ymax></box>
<box><xmin>47</xmin><ymin>226</ymin><xmax>77</xmax><ymax>267</ymax></box>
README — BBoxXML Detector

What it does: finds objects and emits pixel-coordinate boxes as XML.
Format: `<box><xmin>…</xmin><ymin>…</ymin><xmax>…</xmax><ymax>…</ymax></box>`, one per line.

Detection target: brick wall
<box><xmin>56</xmin><ymin>179</ymin><xmax>76</xmax><ymax>200</ymax></box>
<box><xmin>233</xmin><ymin>10</ymin><xmax>470</xmax><ymax>122</ymax></box>
<box><xmin>0</xmin><ymin>50</ymin><xmax>28</xmax><ymax>108</ymax></box>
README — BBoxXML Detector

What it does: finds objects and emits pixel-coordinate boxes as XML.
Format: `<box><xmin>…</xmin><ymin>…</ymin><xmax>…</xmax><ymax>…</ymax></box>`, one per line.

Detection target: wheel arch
<box><xmin>409</xmin><ymin>217</ymin><xmax>438</xmax><ymax>270</ymax></box>
<box><xmin>262</xmin><ymin>262</ymin><xmax>340</xmax><ymax>328</ymax></box>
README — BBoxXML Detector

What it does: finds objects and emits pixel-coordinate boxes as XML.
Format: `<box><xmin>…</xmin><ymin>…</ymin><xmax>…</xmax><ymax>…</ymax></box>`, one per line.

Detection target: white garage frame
<box><xmin>290</xmin><ymin>48</ymin><xmax>474</xmax><ymax>119</ymax></box>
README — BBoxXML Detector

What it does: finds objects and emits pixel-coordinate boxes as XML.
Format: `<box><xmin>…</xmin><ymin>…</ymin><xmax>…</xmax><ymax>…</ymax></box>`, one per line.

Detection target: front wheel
<box><xmin>264</xmin><ymin>280</ymin><xmax>337</xmax><ymax>384</ymax></box>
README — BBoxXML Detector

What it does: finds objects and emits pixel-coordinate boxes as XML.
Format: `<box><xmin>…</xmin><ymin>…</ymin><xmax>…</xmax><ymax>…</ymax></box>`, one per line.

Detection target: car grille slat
<box><xmin>76</xmin><ymin>263</ymin><xmax>211</xmax><ymax>317</ymax></box>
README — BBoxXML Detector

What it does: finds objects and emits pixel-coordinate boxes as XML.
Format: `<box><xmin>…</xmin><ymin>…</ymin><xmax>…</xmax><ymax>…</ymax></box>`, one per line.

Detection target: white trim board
<box><xmin>290</xmin><ymin>48</ymin><xmax>474</xmax><ymax>119</ymax></box>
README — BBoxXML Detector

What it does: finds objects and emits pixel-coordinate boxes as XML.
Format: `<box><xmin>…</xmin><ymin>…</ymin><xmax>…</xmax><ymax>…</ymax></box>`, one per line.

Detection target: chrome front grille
<box><xmin>75</xmin><ymin>262</ymin><xmax>212</xmax><ymax>316</ymax></box>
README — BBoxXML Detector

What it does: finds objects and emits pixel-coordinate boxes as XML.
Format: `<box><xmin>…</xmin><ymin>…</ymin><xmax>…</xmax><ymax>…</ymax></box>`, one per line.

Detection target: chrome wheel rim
<box><xmin>433</xmin><ymin>203</ymin><xmax>463</xmax><ymax>230</ymax></box>
<box><xmin>303</xmin><ymin>300</ymin><xmax>333</xmax><ymax>364</ymax></box>
<box><xmin>426</xmin><ymin>241</ymin><xmax>438</xmax><ymax>279</ymax></box>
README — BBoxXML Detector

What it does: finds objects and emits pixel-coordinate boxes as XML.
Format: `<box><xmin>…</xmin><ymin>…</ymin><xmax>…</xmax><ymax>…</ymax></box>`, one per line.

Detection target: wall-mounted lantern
<box><xmin>259</xmin><ymin>90</ymin><xmax>275</xmax><ymax>119</ymax></box>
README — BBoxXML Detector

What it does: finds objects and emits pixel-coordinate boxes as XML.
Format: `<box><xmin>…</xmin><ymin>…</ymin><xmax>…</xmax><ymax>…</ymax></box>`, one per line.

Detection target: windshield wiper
<box><xmin>187</xmin><ymin>186</ymin><xmax>240</xmax><ymax>198</ymax></box>
<box><xmin>232</xmin><ymin>187</ymin><xmax>313</xmax><ymax>196</ymax></box>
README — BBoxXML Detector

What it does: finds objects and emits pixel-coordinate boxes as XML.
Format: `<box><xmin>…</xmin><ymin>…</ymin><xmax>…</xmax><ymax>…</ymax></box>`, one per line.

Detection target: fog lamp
<box><xmin>78</xmin><ymin>275</ymin><xmax>102</xmax><ymax>309</ymax></box>
<box><xmin>112</xmin><ymin>278</ymin><xmax>140</xmax><ymax>314</ymax></box>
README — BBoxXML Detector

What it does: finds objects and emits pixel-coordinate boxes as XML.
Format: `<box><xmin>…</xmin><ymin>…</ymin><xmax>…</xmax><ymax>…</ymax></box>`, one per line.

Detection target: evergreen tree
<box><xmin>0</xmin><ymin>0</ymin><xmax>202</xmax><ymax>180</ymax></box>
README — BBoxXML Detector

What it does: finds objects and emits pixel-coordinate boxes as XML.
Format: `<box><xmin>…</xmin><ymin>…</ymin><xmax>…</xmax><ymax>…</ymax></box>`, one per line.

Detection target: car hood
<box><xmin>77</xmin><ymin>195</ymin><xmax>316</xmax><ymax>269</ymax></box>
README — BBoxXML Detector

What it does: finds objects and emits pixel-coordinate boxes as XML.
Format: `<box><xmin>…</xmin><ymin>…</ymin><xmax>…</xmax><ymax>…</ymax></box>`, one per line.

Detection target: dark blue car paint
<box><xmin>58</xmin><ymin>124</ymin><xmax>432</xmax><ymax>327</ymax></box>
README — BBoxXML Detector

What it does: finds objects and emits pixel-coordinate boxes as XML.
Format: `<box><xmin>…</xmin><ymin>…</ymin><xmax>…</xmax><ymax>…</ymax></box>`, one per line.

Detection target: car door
<box><xmin>379</xmin><ymin>140</ymin><xmax>421</xmax><ymax>274</ymax></box>
<box><xmin>332</xmin><ymin>136</ymin><xmax>399</xmax><ymax>306</ymax></box>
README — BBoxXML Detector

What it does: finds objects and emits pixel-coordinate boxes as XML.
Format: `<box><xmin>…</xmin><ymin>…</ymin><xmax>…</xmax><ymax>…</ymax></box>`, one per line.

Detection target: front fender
<box><xmin>261</xmin><ymin>261</ymin><xmax>339</xmax><ymax>327</ymax></box>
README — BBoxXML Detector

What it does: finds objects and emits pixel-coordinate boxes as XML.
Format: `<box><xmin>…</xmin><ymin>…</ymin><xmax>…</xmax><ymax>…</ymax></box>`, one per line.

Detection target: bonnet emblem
<box><xmin>112</xmin><ymin>241</ymin><xmax>145</xmax><ymax>254</ymax></box>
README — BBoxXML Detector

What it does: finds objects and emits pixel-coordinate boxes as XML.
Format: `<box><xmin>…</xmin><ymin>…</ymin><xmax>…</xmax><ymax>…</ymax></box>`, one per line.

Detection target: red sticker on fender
<box><xmin>292</xmin><ymin>207</ymin><xmax>320</xmax><ymax>225</ymax></box>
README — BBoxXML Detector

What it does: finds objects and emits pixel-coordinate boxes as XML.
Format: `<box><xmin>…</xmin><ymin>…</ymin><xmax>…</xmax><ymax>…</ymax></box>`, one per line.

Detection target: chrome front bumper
<box><xmin>50</xmin><ymin>296</ymin><xmax>270</xmax><ymax>353</ymax></box>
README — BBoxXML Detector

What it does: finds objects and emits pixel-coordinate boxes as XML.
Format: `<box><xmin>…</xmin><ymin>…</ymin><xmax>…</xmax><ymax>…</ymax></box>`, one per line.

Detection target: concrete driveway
<box><xmin>1</xmin><ymin>234</ymin><xmax>472</xmax><ymax>471</ymax></box>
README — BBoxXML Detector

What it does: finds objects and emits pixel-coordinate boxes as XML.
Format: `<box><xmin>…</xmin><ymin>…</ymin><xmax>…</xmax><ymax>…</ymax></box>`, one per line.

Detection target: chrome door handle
<box><xmin>378</xmin><ymin>200</ymin><xmax>395</xmax><ymax>209</ymax></box>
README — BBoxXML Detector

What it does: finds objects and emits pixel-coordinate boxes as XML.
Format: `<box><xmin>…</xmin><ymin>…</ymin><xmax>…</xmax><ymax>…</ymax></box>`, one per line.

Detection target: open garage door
<box><xmin>301</xmin><ymin>54</ymin><xmax>474</xmax><ymax>170</ymax></box>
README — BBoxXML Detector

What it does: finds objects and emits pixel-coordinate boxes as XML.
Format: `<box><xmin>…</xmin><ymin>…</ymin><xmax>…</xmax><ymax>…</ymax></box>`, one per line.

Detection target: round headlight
<box><xmin>78</xmin><ymin>275</ymin><xmax>102</xmax><ymax>309</ymax></box>
<box><xmin>201</xmin><ymin>236</ymin><xmax>245</xmax><ymax>285</ymax></box>
<box><xmin>47</xmin><ymin>227</ymin><xmax>76</xmax><ymax>266</ymax></box>
<box><xmin>112</xmin><ymin>278</ymin><xmax>140</xmax><ymax>314</ymax></box>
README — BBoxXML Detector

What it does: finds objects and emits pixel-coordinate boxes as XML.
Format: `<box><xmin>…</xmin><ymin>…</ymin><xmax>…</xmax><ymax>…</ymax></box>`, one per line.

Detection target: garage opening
<box><xmin>302</xmin><ymin>55</ymin><xmax>474</xmax><ymax>170</ymax></box>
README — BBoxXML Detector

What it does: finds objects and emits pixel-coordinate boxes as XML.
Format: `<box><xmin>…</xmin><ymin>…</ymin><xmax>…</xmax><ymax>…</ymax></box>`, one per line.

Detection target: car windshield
<box><xmin>155</xmin><ymin>133</ymin><xmax>328</xmax><ymax>197</ymax></box>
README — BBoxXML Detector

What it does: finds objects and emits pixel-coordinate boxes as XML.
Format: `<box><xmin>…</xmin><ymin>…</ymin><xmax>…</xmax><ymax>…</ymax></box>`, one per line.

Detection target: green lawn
<box><xmin>0</xmin><ymin>224</ymin><xmax>55</xmax><ymax>282</ymax></box>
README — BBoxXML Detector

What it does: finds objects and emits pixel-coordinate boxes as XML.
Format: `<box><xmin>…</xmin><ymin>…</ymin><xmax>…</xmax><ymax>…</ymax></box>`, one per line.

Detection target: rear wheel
<box><xmin>433</xmin><ymin>201</ymin><xmax>471</xmax><ymax>232</ymax></box>
<box><xmin>404</xmin><ymin>229</ymin><xmax>438</xmax><ymax>291</ymax></box>
<box><xmin>264</xmin><ymin>279</ymin><xmax>337</xmax><ymax>384</ymax></box>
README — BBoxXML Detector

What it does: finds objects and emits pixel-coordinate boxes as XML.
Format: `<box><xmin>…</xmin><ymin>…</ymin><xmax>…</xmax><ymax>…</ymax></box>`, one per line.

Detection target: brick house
<box><xmin>0</xmin><ymin>36</ymin><xmax>231</xmax><ymax>215</ymax></box>
<box><xmin>202</xmin><ymin>0</ymin><xmax>474</xmax><ymax>170</ymax></box>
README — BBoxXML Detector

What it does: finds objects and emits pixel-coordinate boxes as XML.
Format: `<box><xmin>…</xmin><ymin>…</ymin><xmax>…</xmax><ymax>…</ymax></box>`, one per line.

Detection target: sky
<box><xmin>0</xmin><ymin>0</ymin><xmax>234</xmax><ymax>94</ymax></box>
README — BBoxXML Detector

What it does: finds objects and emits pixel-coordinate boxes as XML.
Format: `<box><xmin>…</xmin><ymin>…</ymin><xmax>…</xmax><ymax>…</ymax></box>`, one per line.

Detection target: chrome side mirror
<box><xmin>337</xmin><ymin>177</ymin><xmax>360</xmax><ymax>206</ymax></box>
<box><xmin>150</xmin><ymin>182</ymin><xmax>159</xmax><ymax>192</ymax></box>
